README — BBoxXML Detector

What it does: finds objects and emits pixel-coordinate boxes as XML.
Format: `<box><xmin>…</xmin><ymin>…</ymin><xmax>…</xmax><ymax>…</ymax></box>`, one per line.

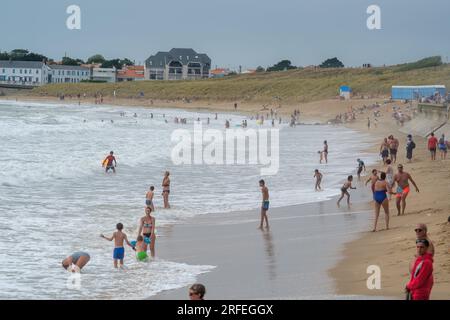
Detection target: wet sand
<box><xmin>151</xmin><ymin>188</ymin><xmax>376</xmax><ymax>300</ymax></box>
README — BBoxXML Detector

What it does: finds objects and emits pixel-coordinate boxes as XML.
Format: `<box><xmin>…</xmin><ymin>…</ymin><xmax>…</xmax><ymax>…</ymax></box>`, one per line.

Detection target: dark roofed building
<box><xmin>145</xmin><ymin>48</ymin><xmax>211</xmax><ymax>80</ymax></box>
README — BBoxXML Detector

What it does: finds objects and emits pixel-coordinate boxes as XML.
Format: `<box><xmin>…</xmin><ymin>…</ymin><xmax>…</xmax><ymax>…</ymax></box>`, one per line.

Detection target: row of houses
<box><xmin>0</xmin><ymin>48</ymin><xmax>212</xmax><ymax>87</ymax></box>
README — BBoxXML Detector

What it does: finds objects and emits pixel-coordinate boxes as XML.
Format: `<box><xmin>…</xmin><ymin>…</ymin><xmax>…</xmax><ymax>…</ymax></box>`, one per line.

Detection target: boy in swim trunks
<box><xmin>393</xmin><ymin>164</ymin><xmax>419</xmax><ymax>216</ymax></box>
<box><xmin>101</xmin><ymin>223</ymin><xmax>134</xmax><ymax>268</ymax></box>
<box><xmin>259</xmin><ymin>179</ymin><xmax>270</xmax><ymax>229</ymax></box>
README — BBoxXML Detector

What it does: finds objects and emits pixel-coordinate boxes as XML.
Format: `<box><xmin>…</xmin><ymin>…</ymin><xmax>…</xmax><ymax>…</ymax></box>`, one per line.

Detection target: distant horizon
<box><xmin>2</xmin><ymin>0</ymin><xmax>450</xmax><ymax>70</ymax></box>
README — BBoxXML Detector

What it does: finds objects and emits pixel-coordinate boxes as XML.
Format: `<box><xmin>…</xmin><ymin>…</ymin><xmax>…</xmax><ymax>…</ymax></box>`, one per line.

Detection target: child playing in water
<box><xmin>101</xmin><ymin>223</ymin><xmax>134</xmax><ymax>268</ymax></box>
<box><xmin>337</xmin><ymin>175</ymin><xmax>356</xmax><ymax>207</ymax></box>
<box><xmin>135</xmin><ymin>235</ymin><xmax>148</xmax><ymax>262</ymax></box>
<box><xmin>314</xmin><ymin>169</ymin><xmax>323</xmax><ymax>191</ymax></box>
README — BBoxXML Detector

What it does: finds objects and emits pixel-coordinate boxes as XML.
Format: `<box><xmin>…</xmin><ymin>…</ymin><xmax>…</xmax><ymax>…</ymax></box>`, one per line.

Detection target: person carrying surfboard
<box><xmin>103</xmin><ymin>151</ymin><xmax>117</xmax><ymax>173</ymax></box>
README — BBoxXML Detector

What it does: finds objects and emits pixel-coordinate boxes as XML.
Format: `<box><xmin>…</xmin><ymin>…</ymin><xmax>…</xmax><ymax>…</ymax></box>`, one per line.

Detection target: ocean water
<box><xmin>0</xmin><ymin>100</ymin><xmax>378</xmax><ymax>299</ymax></box>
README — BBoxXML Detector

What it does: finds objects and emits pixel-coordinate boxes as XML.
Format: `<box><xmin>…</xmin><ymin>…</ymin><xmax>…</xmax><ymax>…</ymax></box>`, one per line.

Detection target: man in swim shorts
<box><xmin>62</xmin><ymin>252</ymin><xmax>90</xmax><ymax>272</ymax></box>
<box><xmin>259</xmin><ymin>179</ymin><xmax>270</xmax><ymax>229</ymax></box>
<box><xmin>104</xmin><ymin>151</ymin><xmax>117</xmax><ymax>173</ymax></box>
<box><xmin>393</xmin><ymin>164</ymin><xmax>419</xmax><ymax>216</ymax></box>
<box><xmin>388</xmin><ymin>135</ymin><xmax>399</xmax><ymax>163</ymax></box>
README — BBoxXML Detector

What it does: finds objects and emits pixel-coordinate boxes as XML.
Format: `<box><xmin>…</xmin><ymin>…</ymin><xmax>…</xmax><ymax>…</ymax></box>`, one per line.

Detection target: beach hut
<box><xmin>339</xmin><ymin>85</ymin><xmax>352</xmax><ymax>100</ymax></box>
<box><xmin>391</xmin><ymin>85</ymin><xmax>446</xmax><ymax>100</ymax></box>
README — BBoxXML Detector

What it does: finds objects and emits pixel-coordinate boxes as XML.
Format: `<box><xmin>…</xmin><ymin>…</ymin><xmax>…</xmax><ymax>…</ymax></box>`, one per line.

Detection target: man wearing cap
<box><xmin>406</xmin><ymin>239</ymin><xmax>434</xmax><ymax>300</ymax></box>
<box><xmin>393</xmin><ymin>164</ymin><xmax>419</xmax><ymax>215</ymax></box>
<box><xmin>410</xmin><ymin>224</ymin><xmax>435</xmax><ymax>274</ymax></box>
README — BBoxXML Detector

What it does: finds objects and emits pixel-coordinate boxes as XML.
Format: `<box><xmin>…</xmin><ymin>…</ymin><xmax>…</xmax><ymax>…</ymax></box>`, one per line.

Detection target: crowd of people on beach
<box><xmin>61</xmin><ymin>99</ymin><xmax>447</xmax><ymax>300</ymax></box>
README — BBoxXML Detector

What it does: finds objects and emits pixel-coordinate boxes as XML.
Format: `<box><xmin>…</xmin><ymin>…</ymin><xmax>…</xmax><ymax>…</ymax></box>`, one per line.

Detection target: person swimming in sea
<box><xmin>337</xmin><ymin>175</ymin><xmax>356</xmax><ymax>207</ymax></box>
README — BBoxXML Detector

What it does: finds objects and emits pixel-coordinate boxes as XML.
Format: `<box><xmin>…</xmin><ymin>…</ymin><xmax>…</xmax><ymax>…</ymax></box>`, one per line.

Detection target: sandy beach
<box><xmin>2</xmin><ymin>93</ymin><xmax>449</xmax><ymax>300</ymax></box>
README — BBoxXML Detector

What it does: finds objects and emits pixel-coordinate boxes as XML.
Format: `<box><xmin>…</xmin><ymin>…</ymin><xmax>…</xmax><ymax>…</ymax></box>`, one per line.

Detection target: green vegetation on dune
<box><xmin>30</xmin><ymin>62</ymin><xmax>450</xmax><ymax>104</ymax></box>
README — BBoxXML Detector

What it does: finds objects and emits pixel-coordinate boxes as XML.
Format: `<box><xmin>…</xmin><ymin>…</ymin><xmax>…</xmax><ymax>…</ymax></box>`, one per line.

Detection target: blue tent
<box><xmin>340</xmin><ymin>85</ymin><xmax>352</xmax><ymax>93</ymax></box>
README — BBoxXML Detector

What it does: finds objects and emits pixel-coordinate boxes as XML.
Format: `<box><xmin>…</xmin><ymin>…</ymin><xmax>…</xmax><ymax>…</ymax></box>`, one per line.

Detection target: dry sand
<box><xmin>330</xmin><ymin>104</ymin><xmax>450</xmax><ymax>300</ymax></box>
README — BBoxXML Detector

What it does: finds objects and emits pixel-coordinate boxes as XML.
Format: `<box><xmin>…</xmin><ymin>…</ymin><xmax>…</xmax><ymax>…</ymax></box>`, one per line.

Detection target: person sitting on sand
<box><xmin>259</xmin><ymin>179</ymin><xmax>270</xmax><ymax>229</ymax></box>
<box><xmin>314</xmin><ymin>169</ymin><xmax>323</xmax><ymax>191</ymax></box>
<box><xmin>145</xmin><ymin>186</ymin><xmax>155</xmax><ymax>211</ymax></box>
<box><xmin>62</xmin><ymin>252</ymin><xmax>90</xmax><ymax>273</ymax></box>
<box><xmin>138</xmin><ymin>206</ymin><xmax>156</xmax><ymax>258</ymax></box>
<box><xmin>337</xmin><ymin>175</ymin><xmax>356</xmax><ymax>207</ymax></box>
<box><xmin>372</xmin><ymin>172</ymin><xmax>390</xmax><ymax>232</ymax></box>
<box><xmin>393</xmin><ymin>164</ymin><xmax>419</xmax><ymax>216</ymax></box>
<box><xmin>100</xmin><ymin>223</ymin><xmax>134</xmax><ymax>268</ymax></box>
<box><xmin>189</xmin><ymin>283</ymin><xmax>206</xmax><ymax>300</ymax></box>
<box><xmin>406</xmin><ymin>239</ymin><xmax>434</xmax><ymax>300</ymax></box>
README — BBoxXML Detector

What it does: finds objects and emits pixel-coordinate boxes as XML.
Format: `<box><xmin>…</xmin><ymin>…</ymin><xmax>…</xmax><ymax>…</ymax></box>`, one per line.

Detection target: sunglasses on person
<box><xmin>189</xmin><ymin>291</ymin><xmax>199</xmax><ymax>297</ymax></box>
<box><xmin>415</xmin><ymin>228</ymin><xmax>423</xmax><ymax>232</ymax></box>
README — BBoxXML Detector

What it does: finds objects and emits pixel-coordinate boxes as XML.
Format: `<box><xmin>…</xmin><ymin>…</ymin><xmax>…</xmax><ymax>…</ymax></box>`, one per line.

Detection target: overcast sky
<box><xmin>1</xmin><ymin>0</ymin><xmax>449</xmax><ymax>70</ymax></box>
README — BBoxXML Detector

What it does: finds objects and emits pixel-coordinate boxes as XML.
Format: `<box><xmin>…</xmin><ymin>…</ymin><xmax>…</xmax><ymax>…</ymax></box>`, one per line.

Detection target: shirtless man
<box><xmin>393</xmin><ymin>164</ymin><xmax>419</xmax><ymax>215</ymax></box>
<box><xmin>259</xmin><ymin>179</ymin><xmax>270</xmax><ymax>229</ymax></box>
<box><xmin>388</xmin><ymin>135</ymin><xmax>399</xmax><ymax>163</ymax></box>
<box><xmin>314</xmin><ymin>169</ymin><xmax>323</xmax><ymax>191</ymax></box>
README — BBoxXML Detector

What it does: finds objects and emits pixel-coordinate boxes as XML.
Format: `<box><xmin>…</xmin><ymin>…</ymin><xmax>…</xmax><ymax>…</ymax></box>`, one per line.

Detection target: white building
<box><xmin>0</xmin><ymin>60</ymin><xmax>50</xmax><ymax>87</ymax></box>
<box><xmin>92</xmin><ymin>67</ymin><xmax>116</xmax><ymax>82</ymax></box>
<box><xmin>49</xmin><ymin>65</ymin><xmax>91</xmax><ymax>83</ymax></box>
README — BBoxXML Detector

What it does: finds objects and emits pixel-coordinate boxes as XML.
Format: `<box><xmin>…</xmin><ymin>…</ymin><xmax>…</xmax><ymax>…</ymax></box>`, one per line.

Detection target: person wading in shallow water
<box><xmin>258</xmin><ymin>179</ymin><xmax>270</xmax><ymax>230</ymax></box>
<box><xmin>162</xmin><ymin>171</ymin><xmax>171</xmax><ymax>209</ymax></box>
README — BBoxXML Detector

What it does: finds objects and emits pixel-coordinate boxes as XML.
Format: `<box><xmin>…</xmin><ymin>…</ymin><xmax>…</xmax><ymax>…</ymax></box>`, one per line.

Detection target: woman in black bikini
<box><xmin>162</xmin><ymin>171</ymin><xmax>171</xmax><ymax>209</ymax></box>
<box><xmin>138</xmin><ymin>207</ymin><xmax>156</xmax><ymax>257</ymax></box>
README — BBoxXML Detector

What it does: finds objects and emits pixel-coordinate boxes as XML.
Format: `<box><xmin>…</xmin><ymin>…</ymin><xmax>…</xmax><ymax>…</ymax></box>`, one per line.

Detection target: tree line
<box><xmin>0</xmin><ymin>49</ymin><xmax>134</xmax><ymax>69</ymax></box>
